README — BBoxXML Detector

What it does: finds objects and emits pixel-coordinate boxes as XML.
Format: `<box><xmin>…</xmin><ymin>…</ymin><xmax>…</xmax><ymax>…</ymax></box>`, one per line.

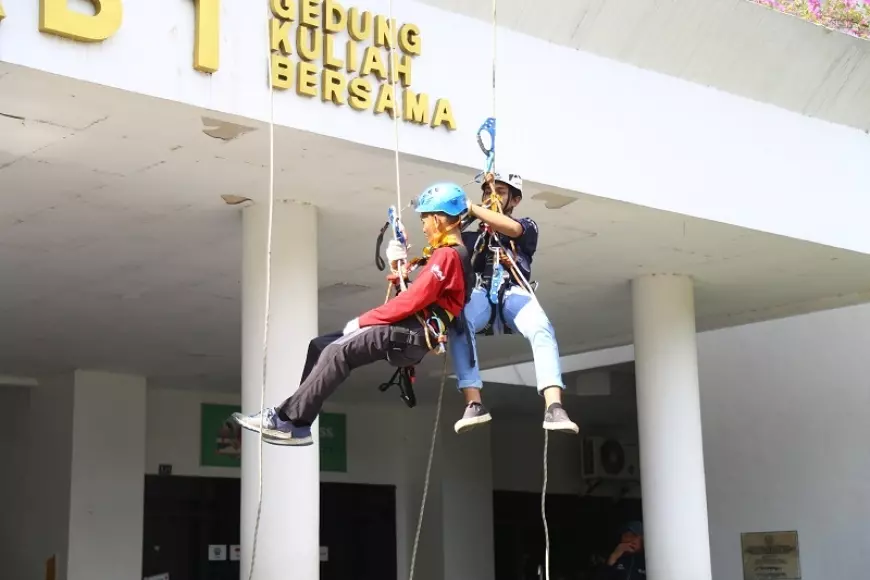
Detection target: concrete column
<box><xmin>24</xmin><ymin>371</ymin><xmax>146</xmax><ymax>580</ymax></box>
<box><xmin>632</xmin><ymin>274</ymin><xmax>712</xmax><ymax>580</ymax></box>
<box><xmin>397</xmin><ymin>400</ymin><xmax>495</xmax><ymax>580</ymax></box>
<box><xmin>440</xmin><ymin>421</ymin><xmax>495</xmax><ymax>580</ymax></box>
<box><xmin>67</xmin><ymin>371</ymin><xmax>147</xmax><ymax>580</ymax></box>
<box><xmin>241</xmin><ymin>199</ymin><xmax>319</xmax><ymax>580</ymax></box>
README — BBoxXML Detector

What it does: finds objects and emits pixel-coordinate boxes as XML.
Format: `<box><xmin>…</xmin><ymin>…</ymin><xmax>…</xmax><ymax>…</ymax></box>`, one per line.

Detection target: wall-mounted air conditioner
<box><xmin>581</xmin><ymin>436</ymin><xmax>640</xmax><ymax>481</ymax></box>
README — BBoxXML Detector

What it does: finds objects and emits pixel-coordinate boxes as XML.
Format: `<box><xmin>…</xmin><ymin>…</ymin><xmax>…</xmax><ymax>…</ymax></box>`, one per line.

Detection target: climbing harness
<box><xmin>378</xmin><ymin>365</ymin><xmax>417</xmax><ymax>408</ymax></box>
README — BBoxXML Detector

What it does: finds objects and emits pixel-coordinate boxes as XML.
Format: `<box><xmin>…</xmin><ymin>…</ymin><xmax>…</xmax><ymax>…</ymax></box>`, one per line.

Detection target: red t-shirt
<box><xmin>358</xmin><ymin>246</ymin><xmax>466</xmax><ymax>327</ymax></box>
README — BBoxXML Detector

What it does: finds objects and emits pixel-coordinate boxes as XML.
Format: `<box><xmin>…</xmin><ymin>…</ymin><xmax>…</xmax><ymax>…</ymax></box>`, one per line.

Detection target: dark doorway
<box><xmin>493</xmin><ymin>490</ymin><xmax>643</xmax><ymax>580</ymax></box>
<box><xmin>142</xmin><ymin>476</ymin><xmax>397</xmax><ymax>580</ymax></box>
<box><xmin>142</xmin><ymin>475</ymin><xmax>241</xmax><ymax>580</ymax></box>
<box><xmin>320</xmin><ymin>482</ymin><xmax>397</xmax><ymax>580</ymax></box>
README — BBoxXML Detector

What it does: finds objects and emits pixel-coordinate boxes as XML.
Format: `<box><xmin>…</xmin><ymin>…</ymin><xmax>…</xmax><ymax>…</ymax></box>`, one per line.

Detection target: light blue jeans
<box><xmin>447</xmin><ymin>285</ymin><xmax>565</xmax><ymax>393</ymax></box>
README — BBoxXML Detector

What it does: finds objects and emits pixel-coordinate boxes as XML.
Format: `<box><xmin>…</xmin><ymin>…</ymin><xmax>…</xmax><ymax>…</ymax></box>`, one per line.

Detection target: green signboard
<box><xmin>318</xmin><ymin>412</ymin><xmax>347</xmax><ymax>473</ymax></box>
<box><xmin>200</xmin><ymin>403</ymin><xmax>243</xmax><ymax>468</ymax></box>
<box><xmin>199</xmin><ymin>403</ymin><xmax>347</xmax><ymax>473</ymax></box>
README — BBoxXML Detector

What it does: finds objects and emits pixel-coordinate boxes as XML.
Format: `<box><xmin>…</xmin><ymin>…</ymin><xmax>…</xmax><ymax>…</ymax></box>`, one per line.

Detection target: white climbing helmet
<box><xmin>485</xmin><ymin>172</ymin><xmax>523</xmax><ymax>197</ymax></box>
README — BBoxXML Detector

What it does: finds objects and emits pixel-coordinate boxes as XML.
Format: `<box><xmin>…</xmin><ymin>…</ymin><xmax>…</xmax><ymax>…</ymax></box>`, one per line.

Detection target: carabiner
<box><xmin>388</xmin><ymin>205</ymin><xmax>407</xmax><ymax>247</ymax></box>
<box><xmin>477</xmin><ymin>117</ymin><xmax>496</xmax><ymax>156</ymax></box>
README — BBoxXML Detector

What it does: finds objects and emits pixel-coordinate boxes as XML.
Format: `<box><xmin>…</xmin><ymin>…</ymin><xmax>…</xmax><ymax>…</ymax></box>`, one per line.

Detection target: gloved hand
<box><xmin>386</xmin><ymin>239</ymin><xmax>407</xmax><ymax>264</ymax></box>
<box><xmin>342</xmin><ymin>318</ymin><xmax>360</xmax><ymax>336</ymax></box>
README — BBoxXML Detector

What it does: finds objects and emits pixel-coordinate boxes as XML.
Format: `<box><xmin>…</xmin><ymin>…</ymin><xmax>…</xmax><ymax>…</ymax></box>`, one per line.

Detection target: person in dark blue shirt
<box><xmin>596</xmin><ymin>521</ymin><xmax>646</xmax><ymax>580</ymax></box>
<box><xmin>446</xmin><ymin>173</ymin><xmax>578</xmax><ymax>435</ymax></box>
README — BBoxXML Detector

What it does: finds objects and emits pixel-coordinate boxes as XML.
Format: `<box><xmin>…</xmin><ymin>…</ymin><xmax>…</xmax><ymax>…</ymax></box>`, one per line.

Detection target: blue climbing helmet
<box><xmin>414</xmin><ymin>182</ymin><xmax>468</xmax><ymax>217</ymax></box>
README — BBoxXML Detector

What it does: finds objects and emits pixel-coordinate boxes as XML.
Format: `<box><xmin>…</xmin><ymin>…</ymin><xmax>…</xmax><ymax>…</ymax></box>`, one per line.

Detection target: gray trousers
<box><xmin>277</xmin><ymin>319</ymin><xmax>430</xmax><ymax>427</ymax></box>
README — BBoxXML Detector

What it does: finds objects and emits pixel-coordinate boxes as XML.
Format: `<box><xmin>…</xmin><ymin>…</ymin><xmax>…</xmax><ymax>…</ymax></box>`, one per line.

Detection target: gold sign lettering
<box><xmin>323</xmin><ymin>35</ymin><xmax>343</xmax><ymax>70</ymax></box>
<box><xmin>398</xmin><ymin>23</ymin><xmax>420</xmax><ymax>56</ymax></box>
<box><xmin>403</xmin><ymin>90</ymin><xmax>429</xmax><ymax>125</ymax></box>
<box><xmin>271</xmin><ymin>18</ymin><xmax>293</xmax><ymax>54</ymax></box>
<box><xmin>296</xmin><ymin>26</ymin><xmax>322</xmax><ymax>60</ymax></box>
<box><xmin>270</xmin><ymin>0</ymin><xmax>295</xmax><ymax>20</ymax></box>
<box><xmin>360</xmin><ymin>46</ymin><xmax>387</xmax><ymax>80</ymax></box>
<box><xmin>374</xmin><ymin>84</ymin><xmax>396</xmax><ymax>117</ymax></box>
<box><xmin>297</xmin><ymin>61</ymin><xmax>319</xmax><ymax>97</ymax></box>
<box><xmin>322</xmin><ymin>0</ymin><xmax>345</xmax><ymax>33</ymax></box>
<box><xmin>431</xmin><ymin>98</ymin><xmax>456</xmax><ymax>130</ymax></box>
<box><xmin>192</xmin><ymin>0</ymin><xmax>220</xmax><ymax>73</ymax></box>
<box><xmin>39</xmin><ymin>0</ymin><xmax>123</xmax><ymax>42</ymax></box>
<box><xmin>348</xmin><ymin>77</ymin><xmax>372</xmax><ymax>110</ymax></box>
<box><xmin>345</xmin><ymin>41</ymin><xmax>358</xmax><ymax>73</ymax></box>
<box><xmin>322</xmin><ymin>69</ymin><xmax>346</xmax><ymax>105</ymax></box>
<box><xmin>300</xmin><ymin>0</ymin><xmax>320</xmax><ymax>28</ymax></box>
<box><xmin>27</xmin><ymin>0</ymin><xmax>456</xmax><ymax>131</ymax></box>
<box><xmin>272</xmin><ymin>54</ymin><xmax>293</xmax><ymax>89</ymax></box>
<box><xmin>267</xmin><ymin>0</ymin><xmax>455</xmax><ymax>129</ymax></box>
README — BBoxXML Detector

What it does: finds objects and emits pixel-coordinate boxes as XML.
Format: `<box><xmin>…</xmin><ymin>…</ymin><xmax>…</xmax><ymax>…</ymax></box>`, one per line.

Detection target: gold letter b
<box><xmin>40</xmin><ymin>0</ymin><xmax>123</xmax><ymax>42</ymax></box>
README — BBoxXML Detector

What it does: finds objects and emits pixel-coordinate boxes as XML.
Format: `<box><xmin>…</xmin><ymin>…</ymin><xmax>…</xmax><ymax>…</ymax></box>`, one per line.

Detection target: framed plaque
<box><xmin>741</xmin><ymin>530</ymin><xmax>801</xmax><ymax>580</ymax></box>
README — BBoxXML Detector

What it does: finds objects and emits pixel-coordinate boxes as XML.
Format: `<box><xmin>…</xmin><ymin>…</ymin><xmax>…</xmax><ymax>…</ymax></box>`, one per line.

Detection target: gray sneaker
<box><xmin>454</xmin><ymin>402</ymin><xmax>492</xmax><ymax>434</ymax></box>
<box><xmin>543</xmin><ymin>404</ymin><xmax>579</xmax><ymax>434</ymax></box>
<box><xmin>231</xmin><ymin>407</ymin><xmax>313</xmax><ymax>446</ymax></box>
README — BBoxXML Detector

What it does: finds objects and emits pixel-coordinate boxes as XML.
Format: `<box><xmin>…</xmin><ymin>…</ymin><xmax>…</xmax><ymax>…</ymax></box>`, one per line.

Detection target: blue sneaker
<box><xmin>231</xmin><ymin>407</ymin><xmax>313</xmax><ymax>446</ymax></box>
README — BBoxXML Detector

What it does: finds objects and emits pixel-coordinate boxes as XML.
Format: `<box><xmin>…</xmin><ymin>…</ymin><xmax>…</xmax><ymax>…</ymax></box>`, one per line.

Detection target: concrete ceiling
<box><xmin>419</xmin><ymin>0</ymin><xmax>870</xmax><ymax>132</ymax></box>
<box><xmin>2</xmin><ymin>63</ymin><xmax>870</xmax><ymax>406</ymax></box>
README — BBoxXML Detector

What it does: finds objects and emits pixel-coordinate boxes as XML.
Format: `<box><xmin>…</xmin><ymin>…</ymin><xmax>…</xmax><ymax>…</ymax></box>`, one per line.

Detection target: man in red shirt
<box><xmin>231</xmin><ymin>182</ymin><xmax>474</xmax><ymax>446</ymax></box>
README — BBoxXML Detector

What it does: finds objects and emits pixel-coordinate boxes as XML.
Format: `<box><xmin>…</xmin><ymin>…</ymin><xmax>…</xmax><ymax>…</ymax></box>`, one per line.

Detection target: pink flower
<box><xmin>808</xmin><ymin>0</ymin><xmax>822</xmax><ymax>17</ymax></box>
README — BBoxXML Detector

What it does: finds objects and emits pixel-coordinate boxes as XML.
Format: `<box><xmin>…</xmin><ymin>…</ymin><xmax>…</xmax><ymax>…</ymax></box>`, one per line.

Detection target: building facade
<box><xmin>1</xmin><ymin>1</ymin><xmax>869</xmax><ymax>579</ymax></box>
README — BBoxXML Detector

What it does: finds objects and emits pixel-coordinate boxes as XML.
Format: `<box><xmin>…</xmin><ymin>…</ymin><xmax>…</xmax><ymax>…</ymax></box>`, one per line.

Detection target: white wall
<box><xmin>146</xmin><ymin>388</ymin><xmax>405</xmax><ymax>483</ymax></box>
<box><xmin>698</xmin><ymin>303</ymin><xmax>870</xmax><ymax>580</ymax></box>
<box><xmin>67</xmin><ymin>371</ymin><xmax>147</xmax><ymax>580</ymax></box>
<box><xmin>1</xmin><ymin>0</ymin><xmax>868</xmax><ymax>254</ymax></box>
<box><xmin>491</xmin><ymin>414</ymin><xmax>642</xmax><ymax>500</ymax></box>
<box><xmin>492</xmin><ymin>418</ymin><xmax>582</xmax><ymax>495</ymax></box>
<box><xmin>25</xmin><ymin>374</ymin><xmax>76</xmax><ymax>580</ymax></box>
<box><xmin>0</xmin><ymin>387</ymin><xmax>33</xmax><ymax>580</ymax></box>
<box><xmin>146</xmin><ymin>388</ymin><xmax>245</xmax><ymax>478</ymax></box>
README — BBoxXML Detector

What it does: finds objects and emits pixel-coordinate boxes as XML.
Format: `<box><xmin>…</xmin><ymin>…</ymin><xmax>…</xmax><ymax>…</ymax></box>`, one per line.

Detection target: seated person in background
<box><xmin>595</xmin><ymin>521</ymin><xmax>646</xmax><ymax>580</ymax></box>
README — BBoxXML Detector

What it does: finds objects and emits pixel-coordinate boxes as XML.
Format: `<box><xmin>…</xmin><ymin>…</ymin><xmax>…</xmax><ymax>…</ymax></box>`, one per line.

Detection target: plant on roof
<box><xmin>751</xmin><ymin>0</ymin><xmax>870</xmax><ymax>39</ymax></box>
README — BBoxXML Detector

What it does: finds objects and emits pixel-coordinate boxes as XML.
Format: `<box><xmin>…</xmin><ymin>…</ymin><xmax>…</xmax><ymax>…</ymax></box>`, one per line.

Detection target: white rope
<box><xmin>491</xmin><ymin>0</ymin><xmax>497</xmax><ymax>125</ymax></box>
<box><xmin>387</xmin><ymin>0</ymin><xmax>410</xmax><ymax>292</ymax></box>
<box><xmin>409</xmin><ymin>358</ymin><xmax>447</xmax><ymax>580</ymax></box>
<box><xmin>248</xmin><ymin>7</ymin><xmax>278</xmax><ymax>580</ymax></box>
<box><xmin>541</xmin><ymin>431</ymin><xmax>551</xmax><ymax>580</ymax></box>
<box><xmin>387</xmin><ymin>0</ymin><xmax>402</xmax><ymax>213</ymax></box>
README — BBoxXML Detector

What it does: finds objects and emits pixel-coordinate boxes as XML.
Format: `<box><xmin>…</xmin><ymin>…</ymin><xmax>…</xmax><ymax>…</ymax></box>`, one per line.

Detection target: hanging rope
<box><xmin>409</xmin><ymin>357</ymin><xmax>448</xmax><ymax>580</ymax></box>
<box><xmin>387</xmin><ymin>0</ymin><xmax>409</xmax><ymax>292</ymax></box>
<box><xmin>383</xmin><ymin>3</ymin><xmax>448</xmax><ymax>579</ymax></box>
<box><xmin>491</xmin><ymin>0</ymin><xmax>497</xmax><ymax>125</ymax></box>
<box><xmin>542</xmin><ymin>432</ymin><xmax>551</xmax><ymax>580</ymax></box>
<box><xmin>484</xmin><ymin>1</ymin><xmax>551</xmax><ymax>577</ymax></box>
<box><xmin>248</xmin><ymin>4</ymin><xmax>278</xmax><ymax>579</ymax></box>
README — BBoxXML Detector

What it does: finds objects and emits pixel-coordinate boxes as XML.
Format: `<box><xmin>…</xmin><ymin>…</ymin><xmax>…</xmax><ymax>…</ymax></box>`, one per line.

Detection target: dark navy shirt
<box><xmin>595</xmin><ymin>552</ymin><xmax>646</xmax><ymax>580</ymax></box>
<box><xmin>462</xmin><ymin>216</ymin><xmax>539</xmax><ymax>283</ymax></box>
